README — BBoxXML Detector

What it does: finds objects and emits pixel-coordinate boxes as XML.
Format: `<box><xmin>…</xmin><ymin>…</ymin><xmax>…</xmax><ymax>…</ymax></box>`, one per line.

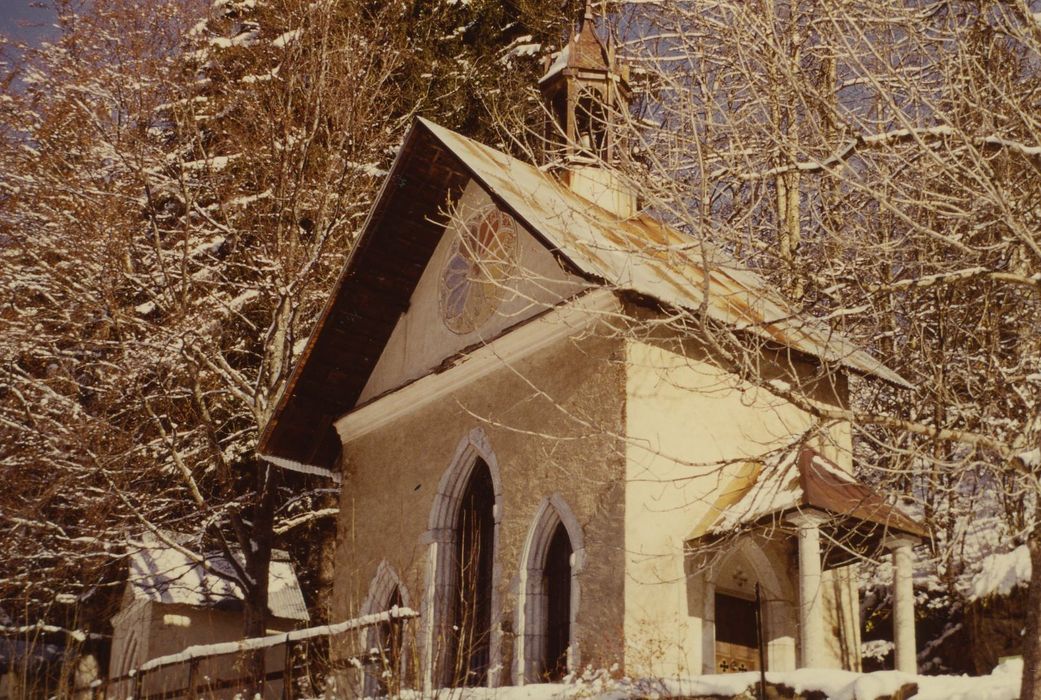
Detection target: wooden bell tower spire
<box><xmin>539</xmin><ymin>0</ymin><xmax>630</xmax><ymax>163</ymax></box>
<box><xmin>539</xmin><ymin>1</ymin><xmax>636</xmax><ymax>216</ymax></box>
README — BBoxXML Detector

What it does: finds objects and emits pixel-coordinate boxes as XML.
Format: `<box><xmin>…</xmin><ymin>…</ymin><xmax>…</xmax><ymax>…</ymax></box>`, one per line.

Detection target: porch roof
<box><xmin>688</xmin><ymin>447</ymin><xmax>927</xmax><ymax>561</ymax></box>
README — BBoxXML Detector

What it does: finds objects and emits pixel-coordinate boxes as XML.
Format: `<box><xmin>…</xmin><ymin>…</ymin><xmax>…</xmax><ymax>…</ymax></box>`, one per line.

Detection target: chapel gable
<box><xmin>358</xmin><ymin>179</ymin><xmax>587</xmax><ymax>403</ymax></box>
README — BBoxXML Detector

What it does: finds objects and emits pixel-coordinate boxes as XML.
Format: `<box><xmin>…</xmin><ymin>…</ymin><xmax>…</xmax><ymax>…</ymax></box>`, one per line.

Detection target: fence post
<box><xmin>187</xmin><ymin>658</ymin><xmax>199</xmax><ymax>700</ymax></box>
<box><xmin>129</xmin><ymin>669</ymin><xmax>140</xmax><ymax>700</ymax></box>
<box><xmin>282</xmin><ymin>635</ymin><xmax>293</xmax><ymax>700</ymax></box>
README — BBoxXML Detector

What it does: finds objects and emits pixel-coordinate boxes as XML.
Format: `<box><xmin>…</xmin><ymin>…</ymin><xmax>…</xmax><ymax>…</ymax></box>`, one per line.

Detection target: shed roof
<box><xmin>126</xmin><ymin>536</ymin><xmax>309</xmax><ymax>622</ymax></box>
<box><xmin>259</xmin><ymin>118</ymin><xmax>909</xmax><ymax>469</ymax></box>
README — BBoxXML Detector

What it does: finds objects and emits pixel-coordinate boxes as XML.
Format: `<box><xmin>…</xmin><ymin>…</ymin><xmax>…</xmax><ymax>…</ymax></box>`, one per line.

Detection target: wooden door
<box><xmin>714</xmin><ymin>592</ymin><xmax>761</xmax><ymax>673</ymax></box>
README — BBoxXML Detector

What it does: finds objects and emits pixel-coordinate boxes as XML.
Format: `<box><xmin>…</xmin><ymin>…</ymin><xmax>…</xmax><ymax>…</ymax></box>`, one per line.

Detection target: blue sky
<box><xmin>0</xmin><ymin>1</ymin><xmax>57</xmax><ymax>47</ymax></box>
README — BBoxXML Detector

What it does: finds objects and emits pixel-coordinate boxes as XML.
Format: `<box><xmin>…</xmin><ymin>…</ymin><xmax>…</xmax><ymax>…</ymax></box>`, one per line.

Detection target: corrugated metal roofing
<box><xmin>417</xmin><ymin>118</ymin><xmax>911</xmax><ymax>388</ymax></box>
<box><xmin>127</xmin><ymin>536</ymin><xmax>309</xmax><ymax>622</ymax></box>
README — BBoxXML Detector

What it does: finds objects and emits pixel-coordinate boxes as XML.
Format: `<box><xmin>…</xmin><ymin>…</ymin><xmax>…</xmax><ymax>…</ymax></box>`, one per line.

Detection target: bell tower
<box><xmin>539</xmin><ymin>1</ymin><xmax>637</xmax><ymax>217</ymax></box>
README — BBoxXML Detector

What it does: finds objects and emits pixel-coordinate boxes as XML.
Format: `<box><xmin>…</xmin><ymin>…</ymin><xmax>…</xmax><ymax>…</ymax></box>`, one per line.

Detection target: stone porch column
<box><xmin>887</xmin><ymin>535</ymin><xmax>919</xmax><ymax>674</ymax></box>
<box><xmin>788</xmin><ymin>511</ymin><xmax>828</xmax><ymax>668</ymax></box>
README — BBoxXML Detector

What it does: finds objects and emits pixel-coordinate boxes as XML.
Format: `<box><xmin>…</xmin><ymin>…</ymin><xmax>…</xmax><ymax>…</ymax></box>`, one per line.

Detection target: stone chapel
<box><xmin>259</xmin><ymin>8</ymin><xmax>927</xmax><ymax>693</ymax></box>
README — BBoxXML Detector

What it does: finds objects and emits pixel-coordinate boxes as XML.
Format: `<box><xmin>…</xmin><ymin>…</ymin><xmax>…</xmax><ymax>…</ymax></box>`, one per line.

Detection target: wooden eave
<box><xmin>258</xmin><ymin>123</ymin><xmax>471</xmax><ymax>468</ymax></box>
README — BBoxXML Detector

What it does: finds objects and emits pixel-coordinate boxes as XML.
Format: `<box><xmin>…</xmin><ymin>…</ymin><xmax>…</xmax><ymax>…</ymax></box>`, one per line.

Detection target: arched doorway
<box><xmin>450</xmin><ymin>460</ymin><xmax>495</xmax><ymax>687</ymax></box>
<box><xmin>702</xmin><ymin>538</ymin><xmax>797</xmax><ymax>674</ymax></box>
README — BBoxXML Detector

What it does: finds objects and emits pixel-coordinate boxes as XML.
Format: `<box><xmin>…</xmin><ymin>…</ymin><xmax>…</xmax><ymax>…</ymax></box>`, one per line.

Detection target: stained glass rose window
<box><xmin>439</xmin><ymin>207</ymin><xmax>518</xmax><ymax>334</ymax></box>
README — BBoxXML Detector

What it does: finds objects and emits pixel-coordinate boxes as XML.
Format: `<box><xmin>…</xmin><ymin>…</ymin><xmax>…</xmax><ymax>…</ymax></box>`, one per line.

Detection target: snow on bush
<box><xmin>970</xmin><ymin>544</ymin><xmax>1031</xmax><ymax>600</ymax></box>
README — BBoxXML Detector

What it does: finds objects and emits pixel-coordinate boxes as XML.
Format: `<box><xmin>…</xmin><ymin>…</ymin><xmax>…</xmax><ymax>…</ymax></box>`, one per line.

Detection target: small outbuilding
<box><xmin>108</xmin><ymin>535</ymin><xmax>309</xmax><ymax>698</ymax></box>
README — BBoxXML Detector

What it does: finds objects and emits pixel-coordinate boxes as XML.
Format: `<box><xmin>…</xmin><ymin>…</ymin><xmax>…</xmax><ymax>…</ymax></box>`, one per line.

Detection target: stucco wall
<box><xmin>623</xmin><ymin>329</ymin><xmax>860</xmax><ymax>677</ymax></box>
<box><xmin>336</xmin><ymin>285</ymin><xmax>865</xmax><ymax>688</ymax></box>
<box><xmin>334</xmin><ymin>327</ymin><xmax>628</xmax><ymax>688</ymax></box>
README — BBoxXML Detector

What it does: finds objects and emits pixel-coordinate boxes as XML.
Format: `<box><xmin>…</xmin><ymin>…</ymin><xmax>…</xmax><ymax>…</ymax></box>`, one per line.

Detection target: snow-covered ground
<box><xmin>340</xmin><ymin>659</ymin><xmax>1022</xmax><ymax>700</ymax></box>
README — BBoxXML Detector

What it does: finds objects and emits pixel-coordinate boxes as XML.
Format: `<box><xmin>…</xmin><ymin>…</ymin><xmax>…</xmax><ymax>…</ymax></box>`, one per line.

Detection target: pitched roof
<box><xmin>689</xmin><ymin>446</ymin><xmax>927</xmax><ymax>549</ymax></box>
<box><xmin>420</xmin><ymin>119</ymin><xmax>910</xmax><ymax>388</ymax></box>
<box><xmin>539</xmin><ymin>15</ymin><xmax>613</xmax><ymax>84</ymax></box>
<box><xmin>259</xmin><ymin>118</ymin><xmax>909</xmax><ymax>469</ymax></box>
<box><xmin>126</xmin><ymin>536</ymin><xmax>309</xmax><ymax>622</ymax></box>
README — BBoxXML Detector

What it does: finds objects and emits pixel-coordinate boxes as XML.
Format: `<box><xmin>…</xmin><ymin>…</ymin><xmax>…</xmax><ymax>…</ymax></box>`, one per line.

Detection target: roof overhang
<box><xmin>258</xmin><ymin>121</ymin><xmax>473</xmax><ymax>467</ymax></box>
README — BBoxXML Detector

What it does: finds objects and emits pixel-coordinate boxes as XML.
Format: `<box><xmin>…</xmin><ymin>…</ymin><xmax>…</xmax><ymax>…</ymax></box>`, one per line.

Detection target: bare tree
<box><xmin>0</xmin><ymin>0</ymin><xmax>409</xmax><ymax>676</ymax></box>
<box><xmin>589</xmin><ymin>0</ymin><xmax>1041</xmax><ymax>689</ymax></box>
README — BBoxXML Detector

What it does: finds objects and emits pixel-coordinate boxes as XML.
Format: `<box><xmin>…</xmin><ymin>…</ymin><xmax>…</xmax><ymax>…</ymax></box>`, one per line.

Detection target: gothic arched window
<box><xmin>373</xmin><ymin>586</ymin><xmax>405</xmax><ymax>695</ymax></box>
<box><xmin>450</xmin><ymin>460</ymin><xmax>495</xmax><ymax>686</ymax></box>
<box><xmin>517</xmin><ymin>495</ymin><xmax>584</xmax><ymax>683</ymax></box>
<box><xmin>542</xmin><ymin>522</ymin><xmax>573</xmax><ymax>680</ymax></box>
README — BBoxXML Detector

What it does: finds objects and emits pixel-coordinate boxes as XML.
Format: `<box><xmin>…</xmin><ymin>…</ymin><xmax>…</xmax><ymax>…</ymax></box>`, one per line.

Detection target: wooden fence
<box><xmin>90</xmin><ymin>607</ymin><xmax>418</xmax><ymax>700</ymax></box>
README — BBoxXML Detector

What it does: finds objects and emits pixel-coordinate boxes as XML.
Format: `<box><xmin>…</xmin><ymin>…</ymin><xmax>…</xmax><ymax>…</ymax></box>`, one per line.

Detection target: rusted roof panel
<box><xmin>418</xmin><ymin>118</ymin><xmax>912</xmax><ymax>389</ymax></box>
<box><xmin>261</xmin><ymin>117</ymin><xmax>910</xmax><ymax>469</ymax></box>
<box><xmin>799</xmin><ymin>450</ymin><xmax>926</xmax><ymax>538</ymax></box>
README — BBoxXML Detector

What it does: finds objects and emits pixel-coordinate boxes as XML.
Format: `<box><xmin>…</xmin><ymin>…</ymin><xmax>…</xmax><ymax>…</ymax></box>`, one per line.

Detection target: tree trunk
<box><xmin>1020</xmin><ymin>520</ymin><xmax>1041</xmax><ymax>699</ymax></box>
<box><xmin>242</xmin><ymin>462</ymin><xmax>278</xmax><ymax>696</ymax></box>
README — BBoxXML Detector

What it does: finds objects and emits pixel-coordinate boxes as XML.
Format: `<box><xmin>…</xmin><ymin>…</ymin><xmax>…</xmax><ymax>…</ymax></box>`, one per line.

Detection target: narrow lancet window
<box><xmin>542</xmin><ymin>522</ymin><xmax>573</xmax><ymax>681</ymax></box>
<box><xmin>450</xmin><ymin>460</ymin><xmax>495</xmax><ymax>686</ymax></box>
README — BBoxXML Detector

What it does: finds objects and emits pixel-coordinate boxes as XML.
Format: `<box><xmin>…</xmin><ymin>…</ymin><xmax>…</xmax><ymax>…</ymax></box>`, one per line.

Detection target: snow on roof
<box><xmin>706</xmin><ymin>448</ymin><xmax>804</xmax><ymax>535</ymax></box>
<box><xmin>418</xmin><ymin>118</ymin><xmax>911</xmax><ymax>388</ymax></box>
<box><xmin>539</xmin><ymin>13</ymin><xmax>615</xmax><ymax>85</ymax></box>
<box><xmin>539</xmin><ymin>44</ymin><xmax>571</xmax><ymax>83</ymax></box>
<box><xmin>126</xmin><ymin>535</ymin><xmax>309</xmax><ymax>622</ymax></box>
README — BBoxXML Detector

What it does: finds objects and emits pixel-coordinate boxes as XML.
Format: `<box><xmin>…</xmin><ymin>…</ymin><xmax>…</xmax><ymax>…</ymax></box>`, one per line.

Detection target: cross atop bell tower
<box><xmin>539</xmin><ymin>2</ymin><xmax>636</xmax><ymax>216</ymax></box>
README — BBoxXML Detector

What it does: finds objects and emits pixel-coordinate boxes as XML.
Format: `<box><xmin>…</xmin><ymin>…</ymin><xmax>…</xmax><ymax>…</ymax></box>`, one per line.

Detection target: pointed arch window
<box><xmin>516</xmin><ymin>495</ymin><xmax>584</xmax><ymax>683</ymax></box>
<box><xmin>373</xmin><ymin>587</ymin><xmax>405</xmax><ymax>695</ymax></box>
<box><xmin>542</xmin><ymin>523</ymin><xmax>573</xmax><ymax>680</ymax></box>
<box><xmin>361</xmin><ymin>562</ymin><xmax>412</xmax><ymax>697</ymax></box>
<box><xmin>425</xmin><ymin>428</ymin><xmax>503</xmax><ymax>690</ymax></box>
<box><xmin>449</xmin><ymin>459</ymin><xmax>495</xmax><ymax>687</ymax></box>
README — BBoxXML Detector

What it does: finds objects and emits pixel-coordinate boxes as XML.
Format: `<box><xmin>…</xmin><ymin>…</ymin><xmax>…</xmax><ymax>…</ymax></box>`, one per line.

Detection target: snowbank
<box><xmin>356</xmin><ymin>661</ymin><xmax>1022</xmax><ymax>700</ymax></box>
